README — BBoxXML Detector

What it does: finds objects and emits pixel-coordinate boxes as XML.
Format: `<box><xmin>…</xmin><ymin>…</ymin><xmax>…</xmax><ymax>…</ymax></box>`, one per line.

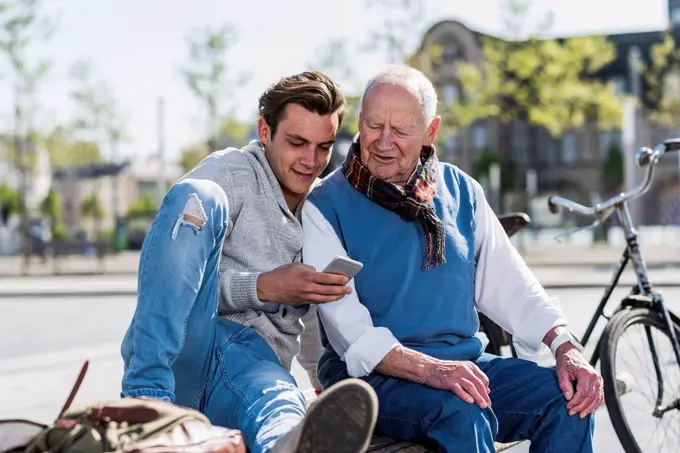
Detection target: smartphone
<box><xmin>322</xmin><ymin>255</ymin><xmax>363</xmax><ymax>280</ymax></box>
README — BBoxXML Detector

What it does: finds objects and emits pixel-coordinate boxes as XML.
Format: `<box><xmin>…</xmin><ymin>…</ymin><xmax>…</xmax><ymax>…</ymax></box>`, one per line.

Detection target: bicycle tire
<box><xmin>599</xmin><ymin>307</ymin><xmax>680</xmax><ymax>453</ymax></box>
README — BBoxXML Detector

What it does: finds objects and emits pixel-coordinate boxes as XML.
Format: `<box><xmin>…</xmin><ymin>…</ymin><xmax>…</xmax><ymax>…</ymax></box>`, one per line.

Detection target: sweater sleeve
<box><xmin>183</xmin><ymin>151</ymin><xmax>279</xmax><ymax>314</ymax></box>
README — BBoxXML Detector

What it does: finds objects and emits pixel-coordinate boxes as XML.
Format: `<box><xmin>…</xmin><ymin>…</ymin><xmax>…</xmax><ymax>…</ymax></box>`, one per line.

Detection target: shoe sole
<box><xmin>295</xmin><ymin>378</ymin><xmax>378</xmax><ymax>453</ymax></box>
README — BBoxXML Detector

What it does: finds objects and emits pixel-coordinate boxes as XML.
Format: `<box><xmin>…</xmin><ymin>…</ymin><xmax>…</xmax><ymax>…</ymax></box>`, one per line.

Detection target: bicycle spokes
<box><xmin>614</xmin><ymin>319</ymin><xmax>680</xmax><ymax>452</ymax></box>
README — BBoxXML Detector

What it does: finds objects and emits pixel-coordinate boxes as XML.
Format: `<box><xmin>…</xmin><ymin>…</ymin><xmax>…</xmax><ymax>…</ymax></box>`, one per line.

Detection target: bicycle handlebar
<box><xmin>548</xmin><ymin>138</ymin><xmax>680</xmax><ymax>219</ymax></box>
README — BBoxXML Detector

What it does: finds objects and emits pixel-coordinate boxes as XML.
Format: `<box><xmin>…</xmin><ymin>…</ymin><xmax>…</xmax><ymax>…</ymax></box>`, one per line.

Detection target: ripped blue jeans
<box><xmin>120</xmin><ymin>178</ymin><xmax>306</xmax><ymax>453</ymax></box>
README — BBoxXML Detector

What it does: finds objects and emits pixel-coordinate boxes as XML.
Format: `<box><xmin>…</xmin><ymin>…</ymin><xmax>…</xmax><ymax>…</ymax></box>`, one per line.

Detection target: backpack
<box><xmin>1</xmin><ymin>361</ymin><xmax>245</xmax><ymax>453</ymax></box>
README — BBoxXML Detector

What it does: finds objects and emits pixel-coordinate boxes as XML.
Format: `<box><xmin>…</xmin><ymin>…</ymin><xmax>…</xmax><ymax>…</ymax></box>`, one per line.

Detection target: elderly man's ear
<box><xmin>425</xmin><ymin>117</ymin><xmax>442</xmax><ymax>147</ymax></box>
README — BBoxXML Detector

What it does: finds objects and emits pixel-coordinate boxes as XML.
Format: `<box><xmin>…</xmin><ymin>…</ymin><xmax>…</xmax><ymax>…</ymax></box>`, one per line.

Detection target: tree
<box><xmin>601</xmin><ymin>140</ymin><xmax>624</xmax><ymax>194</ymax></box>
<box><xmin>217</xmin><ymin>115</ymin><xmax>251</xmax><ymax>147</ymax></box>
<box><xmin>179</xmin><ymin>143</ymin><xmax>207</xmax><ymax>174</ymax></box>
<box><xmin>39</xmin><ymin>188</ymin><xmax>64</xmax><ymax>237</ymax></box>
<box><xmin>179</xmin><ymin>115</ymin><xmax>252</xmax><ymax>173</ymax></box>
<box><xmin>448</xmin><ymin>1</ymin><xmax>621</xmax><ymax>137</ymax></box>
<box><xmin>44</xmin><ymin>126</ymin><xmax>104</xmax><ymax>168</ymax></box>
<box><xmin>0</xmin><ymin>0</ymin><xmax>53</xmax><ymax>257</ymax></box>
<box><xmin>183</xmin><ymin>25</ymin><xmax>246</xmax><ymax>154</ymax></box>
<box><xmin>80</xmin><ymin>192</ymin><xmax>104</xmax><ymax>242</ymax></box>
<box><xmin>0</xmin><ymin>183</ymin><xmax>19</xmax><ymax>224</ymax></box>
<box><xmin>69</xmin><ymin>60</ymin><xmax>126</xmax><ymax>159</ymax></box>
<box><xmin>362</xmin><ymin>0</ymin><xmax>428</xmax><ymax>64</ymax></box>
<box><xmin>126</xmin><ymin>192</ymin><xmax>157</xmax><ymax>218</ymax></box>
<box><xmin>645</xmin><ymin>32</ymin><xmax>680</xmax><ymax>130</ymax></box>
<box><xmin>309</xmin><ymin>39</ymin><xmax>363</xmax><ymax>136</ymax></box>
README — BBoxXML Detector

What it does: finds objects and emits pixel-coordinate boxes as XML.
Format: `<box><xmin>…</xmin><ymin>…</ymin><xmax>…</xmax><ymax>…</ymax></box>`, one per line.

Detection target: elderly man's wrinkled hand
<box><xmin>555</xmin><ymin>345</ymin><xmax>603</xmax><ymax>419</ymax></box>
<box><xmin>423</xmin><ymin>360</ymin><xmax>492</xmax><ymax>409</ymax></box>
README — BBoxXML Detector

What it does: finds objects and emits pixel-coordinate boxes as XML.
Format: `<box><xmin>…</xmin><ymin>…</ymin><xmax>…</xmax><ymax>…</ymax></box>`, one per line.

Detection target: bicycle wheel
<box><xmin>599</xmin><ymin>308</ymin><xmax>680</xmax><ymax>453</ymax></box>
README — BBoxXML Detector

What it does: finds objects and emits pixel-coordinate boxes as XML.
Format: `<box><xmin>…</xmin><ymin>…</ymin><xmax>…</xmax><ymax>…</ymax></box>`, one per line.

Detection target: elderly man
<box><xmin>301</xmin><ymin>65</ymin><xmax>603</xmax><ymax>452</ymax></box>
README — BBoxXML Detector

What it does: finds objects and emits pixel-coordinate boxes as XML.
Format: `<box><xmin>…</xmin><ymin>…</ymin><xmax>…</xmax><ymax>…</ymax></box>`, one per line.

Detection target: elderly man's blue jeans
<box><xmin>320</xmin><ymin>352</ymin><xmax>594</xmax><ymax>452</ymax></box>
<box><xmin>120</xmin><ymin>178</ymin><xmax>306</xmax><ymax>453</ymax></box>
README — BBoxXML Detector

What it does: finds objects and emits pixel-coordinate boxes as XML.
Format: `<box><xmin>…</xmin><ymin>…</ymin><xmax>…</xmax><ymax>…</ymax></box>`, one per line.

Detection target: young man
<box><xmin>120</xmin><ymin>71</ymin><xmax>378</xmax><ymax>453</ymax></box>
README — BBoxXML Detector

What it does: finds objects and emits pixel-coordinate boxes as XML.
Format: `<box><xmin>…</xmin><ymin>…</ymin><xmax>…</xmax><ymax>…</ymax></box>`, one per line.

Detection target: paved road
<box><xmin>1</xmin><ymin>288</ymin><xmax>679</xmax><ymax>452</ymax></box>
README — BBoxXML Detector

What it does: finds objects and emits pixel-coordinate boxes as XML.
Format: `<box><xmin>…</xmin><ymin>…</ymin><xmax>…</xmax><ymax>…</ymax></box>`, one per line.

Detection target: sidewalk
<box><xmin>0</xmin><ymin>264</ymin><xmax>678</xmax><ymax>297</ymax></box>
<box><xmin>1</xmin><ymin>244</ymin><xmax>678</xmax><ymax>278</ymax></box>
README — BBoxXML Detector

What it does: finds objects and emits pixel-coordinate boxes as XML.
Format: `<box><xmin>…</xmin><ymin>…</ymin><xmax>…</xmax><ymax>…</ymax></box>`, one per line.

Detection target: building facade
<box><xmin>419</xmin><ymin>4</ymin><xmax>680</xmax><ymax>225</ymax></box>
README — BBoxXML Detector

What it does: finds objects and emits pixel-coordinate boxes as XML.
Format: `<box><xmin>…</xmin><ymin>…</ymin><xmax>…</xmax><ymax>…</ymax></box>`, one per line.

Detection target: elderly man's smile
<box><xmin>373</xmin><ymin>154</ymin><xmax>396</xmax><ymax>163</ymax></box>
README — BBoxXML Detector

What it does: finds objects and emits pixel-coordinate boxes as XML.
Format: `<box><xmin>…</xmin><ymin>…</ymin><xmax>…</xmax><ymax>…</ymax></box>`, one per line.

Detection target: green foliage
<box><xmin>341</xmin><ymin>96</ymin><xmax>361</xmax><ymax>137</ymax></box>
<box><xmin>645</xmin><ymin>32</ymin><xmax>680</xmax><ymax>129</ymax></box>
<box><xmin>0</xmin><ymin>0</ymin><xmax>52</xmax><ymax>177</ymax></box>
<box><xmin>39</xmin><ymin>188</ymin><xmax>60</xmax><ymax>221</ymax></box>
<box><xmin>81</xmin><ymin>193</ymin><xmax>104</xmax><ymax>220</ymax></box>
<box><xmin>126</xmin><ymin>192</ymin><xmax>157</xmax><ymax>218</ymax></box>
<box><xmin>450</xmin><ymin>33</ymin><xmax>621</xmax><ymax>135</ymax></box>
<box><xmin>69</xmin><ymin>60</ymin><xmax>126</xmax><ymax>149</ymax></box>
<box><xmin>0</xmin><ymin>183</ymin><xmax>19</xmax><ymax>214</ymax></box>
<box><xmin>44</xmin><ymin>126</ymin><xmax>104</xmax><ymax>168</ymax></box>
<box><xmin>218</xmin><ymin>116</ymin><xmax>251</xmax><ymax>146</ymax></box>
<box><xmin>362</xmin><ymin>0</ymin><xmax>427</xmax><ymax>64</ymax></box>
<box><xmin>40</xmin><ymin>188</ymin><xmax>66</xmax><ymax>237</ymax></box>
<box><xmin>183</xmin><ymin>25</ymin><xmax>246</xmax><ymax>150</ymax></box>
<box><xmin>601</xmin><ymin>140</ymin><xmax>624</xmax><ymax>193</ymax></box>
<box><xmin>179</xmin><ymin>144</ymin><xmax>208</xmax><ymax>173</ymax></box>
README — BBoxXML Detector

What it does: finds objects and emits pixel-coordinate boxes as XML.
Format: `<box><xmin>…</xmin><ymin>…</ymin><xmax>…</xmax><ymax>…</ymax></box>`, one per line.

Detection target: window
<box><xmin>664</xmin><ymin>70</ymin><xmax>680</xmax><ymax>101</ymax></box>
<box><xmin>547</xmin><ymin>137</ymin><xmax>560</xmax><ymax>165</ymax></box>
<box><xmin>442</xmin><ymin>43</ymin><xmax>459</xmax><ymax>63</ymax></box>
<box><xmin>471</xmin><ymin>123</ymin><xmax>487</xmax><ymax>151</ymax></box>
<box><xmin>671</xmin><ymin>5</ymin><xmax>680</xmax><ymax>25</ymax></box>
<box><xmin>445</xmin><ymin>133</ymin><xmax>458</xmax><ymax>158</ymax></box>
<box><xmin>561</xmin><ymin>132</ymin><xmax>578</xmax><ymax>163</ymax></box>
<box><xmin>441</xmin><ymin>83</ymin><xmax>459</xmax><ymax>105</ymax></box>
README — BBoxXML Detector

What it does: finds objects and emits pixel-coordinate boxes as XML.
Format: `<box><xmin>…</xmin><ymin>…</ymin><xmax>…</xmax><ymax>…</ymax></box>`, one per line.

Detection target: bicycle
<box><xmin>482</xmin><ymin>138</ymin><xmax>680</xmax><ymax>453</ymax></box>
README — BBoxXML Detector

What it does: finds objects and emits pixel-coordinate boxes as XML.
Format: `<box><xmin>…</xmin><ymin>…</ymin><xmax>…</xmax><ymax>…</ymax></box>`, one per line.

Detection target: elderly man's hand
<box><xmin>555</xmin><ymin>344</ymin><xmax>603</xmax><ymax>418</ymax></box>
<box><xmin>423</xmin><ymin>360</ymin><xmax>492</xmax><ymax>409</ymax></box>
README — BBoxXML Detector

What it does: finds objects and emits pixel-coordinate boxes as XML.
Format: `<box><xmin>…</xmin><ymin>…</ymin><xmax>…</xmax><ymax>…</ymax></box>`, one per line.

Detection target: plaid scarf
<box><xmin>342</xmin><ymin>139</ymin><xmax>446</xmax><ymax>270</ymax></box>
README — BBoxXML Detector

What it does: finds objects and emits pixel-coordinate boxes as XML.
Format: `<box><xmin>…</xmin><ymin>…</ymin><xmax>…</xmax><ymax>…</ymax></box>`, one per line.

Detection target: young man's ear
<box><xmin>257</xmin><ymin>117</ymin><xmax>271</xmax><ymax>148</ymax></box>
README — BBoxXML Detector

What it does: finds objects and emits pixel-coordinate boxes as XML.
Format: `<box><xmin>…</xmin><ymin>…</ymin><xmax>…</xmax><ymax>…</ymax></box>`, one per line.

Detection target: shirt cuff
<box><xmin>344</xmin><ymin>327</ymin><xmax>401</xmax><ymax>377</ymax></box>
<box><xmin>512</xmin><ymin>296</ymin><xmax>568</xmax><ymax>359</ymax></box>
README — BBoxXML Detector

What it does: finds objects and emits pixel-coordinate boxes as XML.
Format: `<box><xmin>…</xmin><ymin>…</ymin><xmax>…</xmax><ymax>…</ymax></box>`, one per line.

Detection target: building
<box><xmin>51</xmin><ymin>155</ymin><xmax>182</xmax><ymax>237</ymax></box>
<box><xmin>417</xmin><ymin>1</ymin><xmax>680</xmax><ymax>225</ymax></box>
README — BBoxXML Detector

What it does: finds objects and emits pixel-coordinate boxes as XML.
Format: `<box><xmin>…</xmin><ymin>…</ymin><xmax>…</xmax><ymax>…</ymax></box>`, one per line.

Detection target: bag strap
<box><xmin>57</xmin><ymin>361</ymin><xmax>89</xmax><ymax>419</ymax></box>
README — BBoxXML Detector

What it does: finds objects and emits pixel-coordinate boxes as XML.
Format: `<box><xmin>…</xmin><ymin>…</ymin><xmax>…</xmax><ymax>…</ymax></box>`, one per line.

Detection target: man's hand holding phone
<box><xmin>256</xmin><ymin>256</ymin><xmax>363</xmax><ymax>305</ymax></box>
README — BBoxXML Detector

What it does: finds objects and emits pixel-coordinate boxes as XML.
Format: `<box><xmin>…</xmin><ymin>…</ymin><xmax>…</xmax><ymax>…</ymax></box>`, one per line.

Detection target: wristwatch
<box><xmin>549</xmin><ymin>332</ymin><xmax>584</xmax><ymax>357</ymax></box>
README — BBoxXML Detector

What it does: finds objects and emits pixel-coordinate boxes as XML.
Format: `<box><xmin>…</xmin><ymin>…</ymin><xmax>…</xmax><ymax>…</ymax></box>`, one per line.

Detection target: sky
<box><xmin>0</xmin><ymin>0</ymin><xmax>671</xmax><ymax>163</ymax></box>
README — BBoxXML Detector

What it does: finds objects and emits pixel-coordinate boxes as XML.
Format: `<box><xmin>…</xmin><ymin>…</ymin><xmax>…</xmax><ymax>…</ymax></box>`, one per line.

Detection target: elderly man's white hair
<box><xmin>361</xmin><ymin>65</ymin><xmax>438</xmax><ymax>124</ymax></box>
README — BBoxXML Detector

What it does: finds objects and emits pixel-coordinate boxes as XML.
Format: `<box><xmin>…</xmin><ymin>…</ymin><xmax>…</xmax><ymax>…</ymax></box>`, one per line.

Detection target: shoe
<box><xmin>271</xmin><ymin>378</ymin><xmax>378</xmax><ymax>453</ymax></box>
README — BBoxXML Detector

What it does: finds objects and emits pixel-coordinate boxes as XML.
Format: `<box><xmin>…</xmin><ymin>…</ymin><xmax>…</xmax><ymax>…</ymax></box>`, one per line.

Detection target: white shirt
<box><xmin>302</xmin><ymin>180</ymin><xmax>568</xmax><ymax>378</ymax></box>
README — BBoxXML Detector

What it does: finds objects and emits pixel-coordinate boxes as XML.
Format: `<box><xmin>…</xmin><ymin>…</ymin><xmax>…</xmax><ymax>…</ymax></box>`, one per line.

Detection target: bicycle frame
<box><xmin>578</xmin><ymin>200</ymin><xmax>680</xmax><ymax>392</ymax></box>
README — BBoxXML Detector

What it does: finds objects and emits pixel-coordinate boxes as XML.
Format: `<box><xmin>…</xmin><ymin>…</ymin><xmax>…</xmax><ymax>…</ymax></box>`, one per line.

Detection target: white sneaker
<box><xmin>271</xmin><ymin>378</ymin><xmax>378</xmax><ymax>453</ymax></box>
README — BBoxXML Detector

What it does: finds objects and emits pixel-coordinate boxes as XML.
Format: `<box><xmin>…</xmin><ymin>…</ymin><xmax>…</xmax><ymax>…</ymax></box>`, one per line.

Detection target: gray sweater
<box><xmin>182</xmin><ymin>140</ymin><xmax>309</xmax><ymax>370</ymax></box>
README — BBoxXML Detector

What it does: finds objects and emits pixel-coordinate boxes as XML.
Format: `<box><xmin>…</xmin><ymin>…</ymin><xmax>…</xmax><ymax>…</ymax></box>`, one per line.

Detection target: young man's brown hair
<box><xmin>259</xmin><ymin>70</ymin><xmax>347</xmax><ymax>136</ymax></box>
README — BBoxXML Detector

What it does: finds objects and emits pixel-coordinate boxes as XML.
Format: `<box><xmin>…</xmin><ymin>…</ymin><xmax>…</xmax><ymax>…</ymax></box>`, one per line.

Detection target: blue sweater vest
<box><xmin>308</xmin><ymin>163</ymin><xmax>485</xmax><ymax>374</ymax></box>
